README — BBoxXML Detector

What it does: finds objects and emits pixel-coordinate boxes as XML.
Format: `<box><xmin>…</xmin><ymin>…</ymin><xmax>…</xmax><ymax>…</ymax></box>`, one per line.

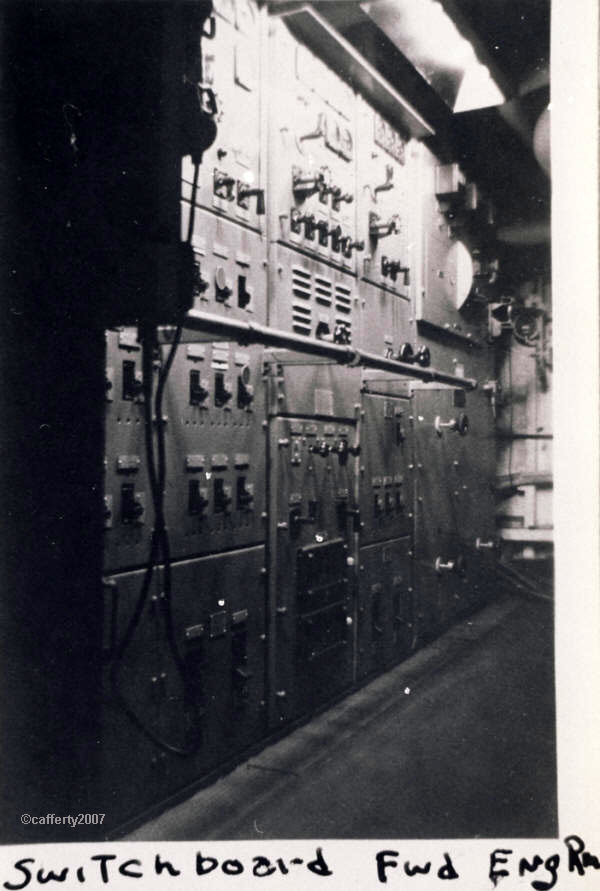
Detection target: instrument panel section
<box><xmin>162</xmin><ymin>341</ymin><xmax>266</xmax><ymax>560</ymax></box>
<box><xmin>268</xmin><ymin>417</ymin><xmax>358</xmax><ymax>724</ymax></box>
<box><xmin>103</xmin><ymin>328</ymin><xmax>152</xmax><ymax>573</ymax></box>
<box><xmin>182</xmin><ymin>0</ymin><xmax>266</xmax><ymax>232</ymax></box>
<box><xmin>356</xmin><ymin>97</ymin><xmax>417</xmax><ymax>299</ymax></box>
<box><xmin>358</xmin><ymin>279</ymin><xmax>414</xmax><ymax>359</ymax></box>
<box><xmin>269</xmin><ymin>245</ymin><xmax>359</xmax><ymax>346</ymax></box>
<box><xmin>266</xmin><ymin>352</ymin><xmax>362</xmax><ymax>421</ymax></box>
<box><xmin>180</xmin><ymin>205</ymin><xmax>268</xmax><ymax>324</ymax></box>
<box><xmin>267</xmin><ymin>17</ymin><xmax>359</xmax><ymax>273</ymax></box>
<box><xmin>359</xmin><ymin>392</ymin><xmax>414</xmax><ymax>546</ymax></box>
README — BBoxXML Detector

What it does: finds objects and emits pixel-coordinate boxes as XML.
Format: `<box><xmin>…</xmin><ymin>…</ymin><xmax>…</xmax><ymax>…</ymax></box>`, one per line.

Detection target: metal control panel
<box><xmin>269</xmin><ymin>247</ymin><xmax>360</xmax><ymax>346</ymax></box>
<box><xmin>268</xmin><ymin>18</ymin><xmax>358</xmax><ymax>274</ymax></box>
<box><xmin>268</xmin><ymin>416</ymin><xmax>358</xmax><ymax>724</ymax></box>
<box><xmin>356</xmin><ymin>97</ymin><xmax>417</xmax><ymax>300</ymax></box>
<box><xmin>163</xmin><ymin>341</ymin><xmax>266</xmax><ymax>559</ymax></box>
<box><xmin>412</xmin><ymin>385</ymin><xmax>495</xmax><ymax>637</ymax></box>
<box><xmin>357</xmin><ymin>536</ymin><xmax>414</xmax><ymax>680</ymax></box>
<box><xmin>359</xmin><ymin>391</ymin><xmax>414</xmax><ymax>546</ymax></box>
<box><xmin>182</xmin><ymin>0</ymin><xmax>266</xmax><ymax>232</ymax></box>
<box><xmin>103</xmin><ymin>328</ymin><xmax>152</xmax><ymax>573</ymax></box>
<box><xmin>101</xmin><ymin>545</ymin><xmax>266</xmax><ymax>827</ymax></box>
<box><xmin>180</xmin><ymin>205</ymin><xmax>268</xmax><ymax>324</ymax></box>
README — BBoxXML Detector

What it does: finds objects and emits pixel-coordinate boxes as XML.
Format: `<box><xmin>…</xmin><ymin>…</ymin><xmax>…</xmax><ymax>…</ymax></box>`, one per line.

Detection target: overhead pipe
<box><xmin>169</xmin><ymin>309</ymin><xmax>478</xmax><ymax>390</ymax></box>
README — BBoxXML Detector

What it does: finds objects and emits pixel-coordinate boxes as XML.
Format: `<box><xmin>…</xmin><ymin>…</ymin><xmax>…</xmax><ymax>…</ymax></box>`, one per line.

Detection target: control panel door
<box><xmin>360</xmin><ymin>393</ymin><xmax>413</xmax><ymax>546</ymax></box>
<box><xmin>163</xmin><ymin>341</ymin><xmax>266</xmax><ymax>560</ymax></box>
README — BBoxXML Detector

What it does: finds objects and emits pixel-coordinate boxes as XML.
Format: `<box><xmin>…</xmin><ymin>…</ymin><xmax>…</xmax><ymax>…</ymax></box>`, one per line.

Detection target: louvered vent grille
<box><xmin>335</xmin><ymin>282</ymin><xmax>353</xmax><ymax>342</ymax></box>
<box><xmin>292</xmin><ymin>266</ymin><xmax>312</xmax><ymax>336</ymax></box>
<box><xmin>314</xmin><ymin>275</ymin><xmax>333</xmax><ymax>306</ymax></box>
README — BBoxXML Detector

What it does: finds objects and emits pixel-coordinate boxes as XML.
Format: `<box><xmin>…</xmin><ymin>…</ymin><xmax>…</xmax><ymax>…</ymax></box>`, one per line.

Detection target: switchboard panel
<box><xmin>103</xmin><ymin>328</ymin><xmax>152</xmax><ymax>573</ymax></box>
<box><xmin>180</xmin><ymin>205</ymin><xmax>268</xmax><ymax>324</ymax></box>
<box><xmin>412</xmin><ymin>385</ymin><xmax>496</xmax><ymax>638</ymax></box>
<box><xmin>268</xmin><ymin>18</ymin><xmax>359</xmax><ymax>274</ymax></box>
<box><xmin>269</xmin><ymin>246</ymin><xmax>360</xmax><ymax>346</ymax></box>
<box><xmin>266</xmin><ymin>352</ymin><xmax>361</xmax><ymax>420</ymax></box>
<box><xmin>100</xmin><ymin>545</ymin><xmax>266</xmax><ymax>828</ymax></box>
<box><xmin>358</xmin><ymin>280</ymin><xmax>413</xmax><ymax>358</ymax></box>
<box><xmin>268</xmin><ymin>416</ymin><xmax>358</xmax><ymax>724</ymax></box>
<box><xmin>163</xmin><ymin>341</ymin><xmax>266</xmax><ymax>559</ymax></box>
<box><xmin>357</xmin><ymin>537</ymin><xmax>414</xmax><ymax>680</ymax></box>
<box><xmin>359</xmin><ymin>392</ymin><xmax>414</xmax><ymax>545</ymax></box>
<box><xmin>182</xmin><ymin>0</ymin><xmax>266</xmax><ymax>232</ymax></box>
<box><xmin>356</xmin><ymin>96</ymin><xmax>416</xmax><ymax>300</ymax></box>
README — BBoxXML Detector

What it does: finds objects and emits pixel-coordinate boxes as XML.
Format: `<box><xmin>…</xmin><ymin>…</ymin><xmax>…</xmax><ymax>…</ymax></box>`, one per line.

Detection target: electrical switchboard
<box><xmin>96</xmin><ymin>1</ymin><xmax>503</xmax><ymax>837</ymax></box>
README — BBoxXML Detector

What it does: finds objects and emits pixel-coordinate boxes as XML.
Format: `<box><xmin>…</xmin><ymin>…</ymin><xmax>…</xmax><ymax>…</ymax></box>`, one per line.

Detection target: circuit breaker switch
<box><xmin>122</xmin><ymin>360</ymin><xmax>143</xmax><ymax>401</ymax></box>
<box><xmin>214</xmin><ymin>372</ymin><xmax>233</xmax><ymax>407</ymax></box>
<box><xmin>214</xmin><ymin>170</ymin><xmax>236</xmax><ymax>201</ymax></box>
<box><xmin>236</xmin><ymin>477</ymin><xmax>254</xmax><ymax>511</ymax></box>
<box><xmin>340</xmin><ymin>236</ymin><xmax>365</xmax><ymax>258</ymax></box>
<box><xmin>213</xmin><ymin>478</ymin><xmax>232</xmax><ymax>514</ymax></box>
<box><xmin>237</xmin><ymin>183</ymin><xmax>265</xmax><ymax>215</ymax></box>
<box><xmin>189</xmin><ymin>370</ymin><xmax>209</xmax><ymax>405</ymax></box>
<box><xmin>120</xmin><ymin>484</ymin><xmax>145</xmax><ymax>524</ymax></box>
<box><xmin>237</xmin><ymin>367</ymin><xmax>254</xmax><ymax>408</ymax></box>
<box><xmin>188</xmin><ymin>480</ymin><xmax>208</xmax><ymax>516</ymax></box>
<box><xmin>292</xmin><ymin>169</ymin><xmax>324</xmax><ymax>199</ymax></box>
<box><xmin>369</xmin><ymin>212</ymin><xmax>398</xmax><ymax>239</ymax></box>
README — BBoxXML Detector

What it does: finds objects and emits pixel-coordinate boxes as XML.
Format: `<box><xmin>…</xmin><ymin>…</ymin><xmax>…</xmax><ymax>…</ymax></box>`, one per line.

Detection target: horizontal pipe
<box><xmin>179</xmin><ymin>309</ymin><xmax>478</xmax><ymax>390</ymax></box>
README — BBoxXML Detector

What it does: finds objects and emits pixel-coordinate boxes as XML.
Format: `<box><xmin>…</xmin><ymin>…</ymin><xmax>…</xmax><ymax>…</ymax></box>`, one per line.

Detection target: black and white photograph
<box><xmin>0</xmin><ymin>0</ymin><xmax>597</xmax><ymax>880</ymax></box>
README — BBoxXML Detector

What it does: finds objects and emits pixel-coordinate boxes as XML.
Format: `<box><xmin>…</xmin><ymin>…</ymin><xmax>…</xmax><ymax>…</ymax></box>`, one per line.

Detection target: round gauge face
<box><xmin>447</xmin><ymin>240</ymin><xmax>474</xmax><ymax>309</ymax></box>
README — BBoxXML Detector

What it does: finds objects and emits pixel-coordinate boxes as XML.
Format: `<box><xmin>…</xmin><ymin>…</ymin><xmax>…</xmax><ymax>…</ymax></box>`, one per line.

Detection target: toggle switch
<box><xmin>396</xmin><ymin>342</ymin><xmax>414</xmax><ymax>363</ymax></box>
<box><xmin>328</xmin><ymin>224</ymin><xmax>342</xmax><ymax>252</ymax></box>
<box><xmin>237</xmin><ymin>274</ymin><xmax>252</xmax><ymax>309</ymax></box>
<box><xmin>475</xmin><ymin>537</ymin><xmax>497</xmax><ymax>550</ymax></box>
<box><xmin>237</xmin><ymin>365</ymin><xmax>254</xmax><ymax>408</ymax></box>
